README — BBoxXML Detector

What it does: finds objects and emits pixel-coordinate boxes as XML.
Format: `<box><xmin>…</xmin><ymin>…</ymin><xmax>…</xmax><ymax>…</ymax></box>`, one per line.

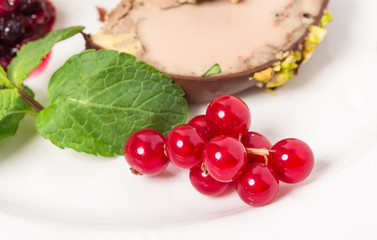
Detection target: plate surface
<box><xmin>1</xmin><ymin>0</ymin><xmax>377</xmax><ymax>239</ymax></box>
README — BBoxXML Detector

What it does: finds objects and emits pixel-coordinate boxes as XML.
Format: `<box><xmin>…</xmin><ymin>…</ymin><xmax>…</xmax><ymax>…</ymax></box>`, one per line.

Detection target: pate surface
<box><xmin>92</xmin><ymin>0</ymin><xmax>326</xmax><ymax>77</ymax></box>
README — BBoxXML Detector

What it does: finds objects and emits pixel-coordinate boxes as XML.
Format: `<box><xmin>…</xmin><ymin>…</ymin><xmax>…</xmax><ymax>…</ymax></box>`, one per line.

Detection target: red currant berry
<box><xmin>236</xmin><ymin>163</ymin><xmax>279</xmax><ymax>207</ymax></box>
<box><xmin>189</xmin><ymin>165</ymin><xmax>229</xmax><ymax>196</ymax></box>
<box><xmin>202</xmin><ymin>135</ymin><xmax>247</xmax><ymax>182</ymax></box>
<box><xmin>165</xmin><ymin>124</ymin><xmax>207</xmax><ymax>169</ymax></box>
<box><xmin>187</xmin><ymin>114</ymin><xmax>210</xmax><ymax>139</ymax></box>
<box><xmin>269</xmin><ymin>138</ymin><xmax>314</xmax><ymax>183</ymax></box>
<box><xmin>241</xmin><ymin>131</ymin><xmax>272</xmax><ymax>163</ymax></box>
<box><xmin>124</xmin><ymin>129</ymin><xmax>169</xmax><ymax>176</ymax></box>
<box><xmin>205</xmin><ymin>95</ymin><xmax>251</xmax><ymax>138</ymax></box>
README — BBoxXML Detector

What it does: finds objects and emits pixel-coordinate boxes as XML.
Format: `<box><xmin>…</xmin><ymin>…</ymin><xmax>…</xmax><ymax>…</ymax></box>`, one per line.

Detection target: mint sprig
<box><xmin>36</xmin><ymin>49</ymin><xmax>187</xmax><ymax>156</ymax></box>
<box><xmin>0</xmin><ymin>26</ymin><xmax>84</xmax><ymax>141</ymax></box>
<box><xmin>0</xmin><ymin>27</ymin><xmax>188</xmax><ymax>157</ymax></box>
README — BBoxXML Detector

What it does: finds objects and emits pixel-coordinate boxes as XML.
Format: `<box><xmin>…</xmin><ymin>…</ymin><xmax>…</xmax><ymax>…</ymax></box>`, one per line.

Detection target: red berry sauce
<box><xmin>0</xmin><ymin>0</ymin><xmax>55</xmax><ymax>70</ymax></box>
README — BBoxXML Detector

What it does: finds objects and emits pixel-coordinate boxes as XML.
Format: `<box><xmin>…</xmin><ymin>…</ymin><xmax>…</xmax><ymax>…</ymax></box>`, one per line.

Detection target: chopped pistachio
<box><xmin>266</xmin><ymin>70</ymin><xmax>293</xmax><ymax>88</ymax></box>
<box><xmin>303</xmin><ymin>51</ymin><xmax>314</xmax><ymax>63</ymax></box>
<box><xmin>253</xmin><ymin>68</ymin><xmax>274</xmax><ymax>82</ymax></box>
<box><xmin>307</xmin><ymin>25</ymin><xmax>327</xmax><ymax>44</ymax></box>
<box><xmin>282</xmin><ymin>62</ymin><xmax>298</xmax><ymax>70</ymax></box>
<box><xmin>281</xmin><ymin>54</ymin><xmax>298</xmax><ymax>70</ymax></box>
<box><xmin>287</xmin><ymin>54</ymin><xmax>296</xmax><ymax>63</ymax></box>
<box><xmin>281</xmin><ymin>61</ymin><xmax>291</xmax><ymax>69</ymax></box>
<box><xmin>293</xmin><ymin>51</ymin><xmax>302</xmax><ymax>61</ymax></box>
<box><xmin>202</xmin><ymin>63</ymin><xmax>221</xmax><ymax>77</ymax></box>
<box><xmin>304</xmin><ymin>40</ymin><xmax>317</xmax><ymax>52</ymax></box>
<box><xmin>321</xmin><ymin>10</ymin><xmax>333</xmax><ymax>28</ymax></box>
<box><xmin>272</xmin><ymin>62</ymin><xmax>282</xmax><ymax>72</ymax></box>
<box><xmin>302</xmin><ymin>40</ymin><xmax>317</xmax><ymax>62</ymax></box>
<box><xmin>301</xmin><ymin>10</ymin><xmax>331</xmax><ymax>63</ymax></box>
<box><xmin>282</xmin><ymin>51</ymin><xmax>290</xmax><ymax>58</ymax></box>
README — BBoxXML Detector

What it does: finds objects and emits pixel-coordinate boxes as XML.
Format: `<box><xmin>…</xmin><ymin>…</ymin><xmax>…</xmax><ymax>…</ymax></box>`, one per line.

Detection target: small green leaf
<box><xmin>0</xmin><ymin>88</ymin><xmax>19</xmax><ymax>120</ymax></box>
<box><xmin>36</xmin><ymin>49</ymin><xmax>188</xmax><ymax>157</ymax></box>
<box><xmin>0</xmin><ymin>65</ymin><xmax>13</xmax><ymax>89</ymax></box>
<box><xmin>202</xmin><ymin>63</ymin><xmax>221</xmax><ymax>77</ymax></box>
<box><xmin>7</xmin><ymin>26</ymin><xmax>85</xmax><ymax>87</ymax></box>
<box><xmin>0</xmin><ymin>87</ymin><xmax>34</xmax><ymax>141</ymax></box>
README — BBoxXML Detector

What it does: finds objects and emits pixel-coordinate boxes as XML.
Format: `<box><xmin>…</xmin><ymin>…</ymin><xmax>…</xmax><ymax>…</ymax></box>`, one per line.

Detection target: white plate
<box><xmin>1</xmin><ymin>0</ymin><xmax>377</xmax><ymax>239</ymax></box>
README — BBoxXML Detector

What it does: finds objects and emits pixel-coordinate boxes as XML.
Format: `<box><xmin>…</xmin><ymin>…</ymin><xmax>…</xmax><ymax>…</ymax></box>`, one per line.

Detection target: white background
<box><xmin>0</xmin><ymin>0</ymin><xmax>376</xmax><ymax>239</ymax></box>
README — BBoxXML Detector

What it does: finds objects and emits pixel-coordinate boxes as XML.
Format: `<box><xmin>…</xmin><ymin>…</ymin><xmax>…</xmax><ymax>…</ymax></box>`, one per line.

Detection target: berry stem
<box><xmin>18</xmin><ymin>88</ymin><xmax>44</xmax><ymax>113</ymax></box>
<box><xmin>246</xmin><ymin>148</ymin><xmax>275</xmax><ymax>165</ymax></box>
<box><xmin>130</xmin><ymin>168</ymin><xmax>143</xmax><ymax>176</ymax></box>
<box><xmin>201</xmin><ymin>163</ymin><xmax>209</xmax><ymax>175</ymax></box>
<box><xmin>246</xmin><ymin>148</ymin><xmax>271</xmax><ymax>156</ymax></box>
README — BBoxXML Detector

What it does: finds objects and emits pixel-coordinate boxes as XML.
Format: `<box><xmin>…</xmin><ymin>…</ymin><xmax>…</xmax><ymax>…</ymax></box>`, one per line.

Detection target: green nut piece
<box><xmin>253</xmin><ymin>67</ymin><xmax>274</xmax><ymax>82</ymax></box>
<box><xmin>321</xmin><ymin>10</ymin><xmax>333</xmax><ymax>28</ymax></box>
<box><xmin>293</xmin><ymin>51</ymin><xmax>302</xmax><ymax>61</ymax></box>
<box><xmin>272</xmin><ymin>62</ymin><xmax>282</xmax><ymax>72</ymax></box>
<box><xmin>307</xmin><ymin>25</ymin><xmax>328</xmax><ymax>44</ymax></box>
<box><xmin>281</xmin><ymin>61</ymin><xmax>291</xmax><ymax>69</ymax></box>
<box><xmin>279</xmin><ymin>53</ymin><xmax>298</xmax><ymax>70</ymax></box>
<box><xmin>302</xmin><ymin>40</ymin><xmax>317</xmax><ymax>62</ymax></box>
<box><xmin>266</xmin><ymin>70</ymin><xmax>293</xmax><ymax>88</ymax></box>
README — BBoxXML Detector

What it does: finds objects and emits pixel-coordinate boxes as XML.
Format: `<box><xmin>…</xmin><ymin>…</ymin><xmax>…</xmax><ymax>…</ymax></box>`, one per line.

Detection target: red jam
<box><xmin>0</xmin><ymin>0</ymin><xmax>55</xmax><ymax>70</ymax></box>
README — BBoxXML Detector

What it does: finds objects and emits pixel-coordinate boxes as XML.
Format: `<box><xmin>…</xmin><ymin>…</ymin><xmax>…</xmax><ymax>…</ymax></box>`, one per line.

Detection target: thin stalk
<box><xmin>246</xmin><ymin>148</ymin><xmax>271</xmax><ymax>156</ymax></box>
<box><xmin>246</xmin><ymin>148</ymin><xmax>275</xmax><ymax>165</ymax></box>
<box><xmin>18</xmin><ymin>88</ymin><xmax>44</xmax><ymax>113</ymax></box>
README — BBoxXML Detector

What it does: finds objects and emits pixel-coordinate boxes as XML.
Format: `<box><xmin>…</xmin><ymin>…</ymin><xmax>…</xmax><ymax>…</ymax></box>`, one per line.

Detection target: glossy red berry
<box><xmin>206</xmin><ymin>95</ymin><xmax>251</xmax><ymax>138</ymax></box>
<box><xmin>241</xmin><ymin>131</ymin><xmax>272</xmax><ymax>163</ymax></box>
<box><xmin>187</xmin><ymin>114</ymin><xmax>210</xmax><ymax>139</ymax></box>
<box><xmin>202</xmin><ymin>135</ymin><xmax>247</xmax><ymax>182</ymax></box>
<box><xmin>269</xmin><ymin>138</ymin><xmax>314</xmax><ymax>183</ymax></box>
<box><xmin>165</xmin><ymin>124</ymin><xmax>207</xmax><ymax>169</ymax></box>
<box><xmin>189</xmin><ymin>165</ymin><xmax>229</xmax><ymax>196</ymax></box>
<box><xmin>124</xmin><ymin>129</ymin><xmax>169</xmax><ymax>176</ymax></box>
<box><xmin>236</xmin><ymin>163</ymin><xmax>279</xmax><ymax>207</ymax></box>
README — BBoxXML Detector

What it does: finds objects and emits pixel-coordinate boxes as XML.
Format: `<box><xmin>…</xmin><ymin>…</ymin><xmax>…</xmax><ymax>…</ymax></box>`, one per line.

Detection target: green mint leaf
<box><xmin>0</xmin><ymin>86</ymin><xmax>35</xmax><ymax>141</ymax></box>
<box><xmin>7</xmin><ymin>26</ymin><xmax>85</xmax><ymax>87</ymax></box>
<box><xmin>36</xmin><ymin>49</ymin><xmax>188</xmax><ymax>157</ymax></box>
<box><xmin>0</xmin><ymin>89</ymin><xmax>19</xmax><ymax>120</ymax></box>
<box><xmin>202</xmin><ymin>63</ymin><xmax>221</xmax><ymax>77</ymax></box>
<box><xmin>0</xmin><ymin>65</ymin><xmax>13</xmax><ymax>89</ymax></box>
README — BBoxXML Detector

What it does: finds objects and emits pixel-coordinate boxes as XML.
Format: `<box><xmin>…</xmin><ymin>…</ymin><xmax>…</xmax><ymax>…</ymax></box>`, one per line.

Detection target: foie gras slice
<box><xmin>87</xmin><ymin>0</ymin><xmax>331</xmax><ymax>102</ymax></box>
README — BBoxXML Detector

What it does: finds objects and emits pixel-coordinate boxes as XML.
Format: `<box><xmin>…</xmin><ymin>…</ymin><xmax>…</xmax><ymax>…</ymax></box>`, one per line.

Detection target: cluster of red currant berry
<box><xmin>124</xmin><ymin>95</ymin><xmax>314</xmax><ymax>207</ymax></box>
